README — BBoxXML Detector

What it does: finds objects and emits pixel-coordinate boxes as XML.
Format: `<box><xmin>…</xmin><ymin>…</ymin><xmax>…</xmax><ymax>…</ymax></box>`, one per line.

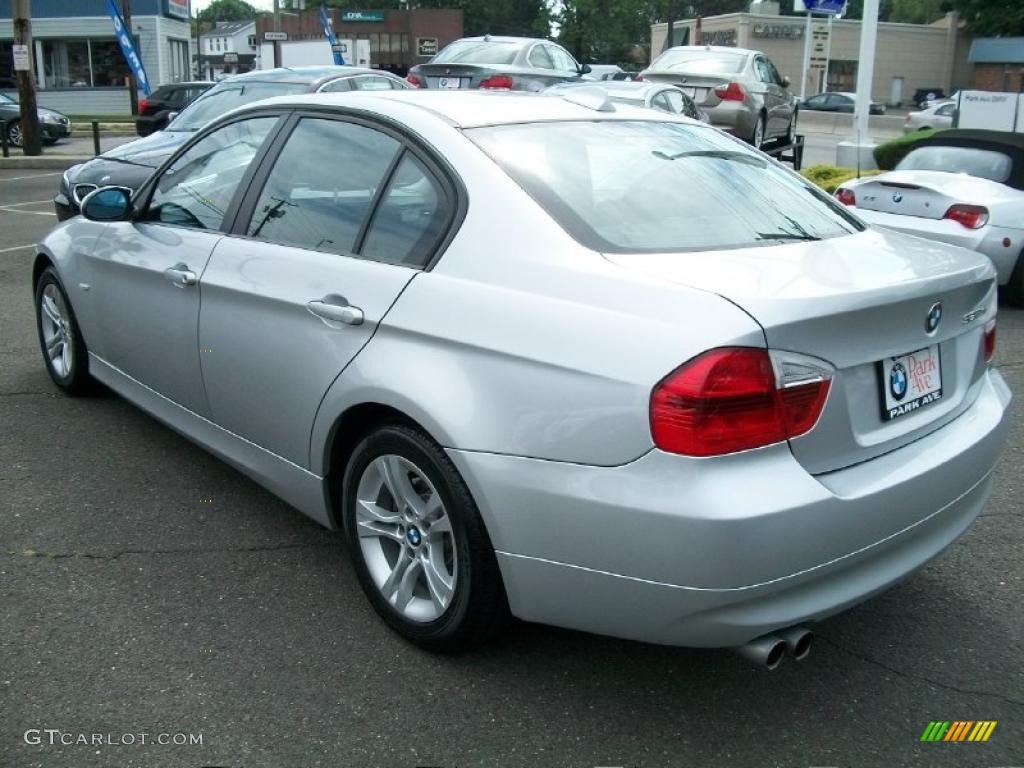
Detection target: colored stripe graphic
<box><xmin>921</xmin><ymin>720</ymin><xmax>997</xmax><ymax>742</ymax></box>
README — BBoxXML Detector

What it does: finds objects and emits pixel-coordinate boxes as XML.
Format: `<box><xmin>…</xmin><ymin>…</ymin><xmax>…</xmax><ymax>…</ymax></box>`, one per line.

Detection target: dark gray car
<box><xmin>0</xmin><ymin>92</ymin><xmax>71</xmax><ymax>147</ymax></box>
<box><xmin>407</xmin><ymin>36</ymin><xmax>590</xmax><ymax>92</ymax></box>
<box><xmin>54</xmin><ymin>66</ymin><xmax>408</xmax><ymax>220</ymax></box>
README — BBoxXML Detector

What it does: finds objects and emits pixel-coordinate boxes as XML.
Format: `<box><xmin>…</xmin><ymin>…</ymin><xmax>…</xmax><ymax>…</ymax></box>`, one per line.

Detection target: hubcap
<box><xmin>754</xmin><ymin>119</ymin><xmax>764</xmax><ymax>148</ymax></box>
<box><xmin>9</xmin><ymin>123</ymin><xmax>22</xmax><ymax>147</ymax></box>
<box><xmin>355</xmin><ymin>454</ymin><xmax>457</xmax><ymax>622</ymax></box>
<box><xmin>39</xmin><ymin>283</ymin><xmax>73</xmax><ymax>378</ymax></box>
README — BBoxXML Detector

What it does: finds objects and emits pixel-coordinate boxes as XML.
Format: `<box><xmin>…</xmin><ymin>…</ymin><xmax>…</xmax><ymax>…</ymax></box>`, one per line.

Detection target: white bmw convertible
<box><xmin>835</xmin><ymin>130</ymin><xmax>1024</xmax><ymax>306</ymax></box>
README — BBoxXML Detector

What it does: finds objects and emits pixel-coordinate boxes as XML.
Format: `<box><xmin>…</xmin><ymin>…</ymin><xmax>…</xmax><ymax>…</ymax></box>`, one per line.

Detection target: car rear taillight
<box><xmin>406</xmin><ymin>73</ymin><xmax>422</xmax><ymax>88</ymax></box>
<box><xmin>139</xmin><ymin>98</ymin><xmax>148</xmax><ymax>113</ymax></box>
<box><xmin>713</xmin><ymin>82</ymin><xmax>745</xmax><ymax>101</ymax></box>
<box><xmin>984</xmin><ymin>318</ymin><xmax>996</xmax><ymax>362</ymax></box>
<box><xmin>650</xmin><ymin>347</ymin><xmax>831</xmax><ymax>457</ymax></box>
<box><xmin>943</xmin><ymin>204</ymin><xmax>989</xmax><ymax>229</ymax></box>
<box><xmin>834</xmin><ymin>187</ymin><xmax>856</xmax><ymax>206</ymax></box>
<box><xmin>479</xmin><ymin>74</ymin><xmax>514</xmax><ymax>90</ymax></box>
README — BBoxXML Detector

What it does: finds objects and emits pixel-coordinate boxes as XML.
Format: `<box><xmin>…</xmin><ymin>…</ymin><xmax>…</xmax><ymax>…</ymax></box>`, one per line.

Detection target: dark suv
<box><xmin>55</xmin><ymin>66</ymin><xmax>409</xmax><ymax>220</ymax></box>
<box><xmin>135</xmin><ymin>81</ymin><xmax>214</xmax><ymax>137</ymax></box>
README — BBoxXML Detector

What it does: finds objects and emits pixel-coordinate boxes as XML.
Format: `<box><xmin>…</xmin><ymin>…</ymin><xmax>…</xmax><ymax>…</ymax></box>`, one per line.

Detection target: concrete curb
<box><xmin>0</xmin><ymin>155</ymin><xmax>90</xmax><ymax>170</ymax></box>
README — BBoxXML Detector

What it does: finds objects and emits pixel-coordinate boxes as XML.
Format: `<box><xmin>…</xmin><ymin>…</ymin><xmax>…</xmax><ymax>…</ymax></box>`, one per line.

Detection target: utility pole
<box><xmin>121</xmin><ymin>0</ymin><xmax>139</xmax><ymax>115</ymax></box>
<box><xmin>666</xmin><ymin>0</ymin><xmax>675</xmax><ymax>50</ymax></box>
<box><xmin>11</xmin><ymin>0</ymin><xmax>41</xmax><ymax>155</ymax></box>
<box><xmin>273</xmin><ymin>0</ymin><xmax>282</xmax><ymax>68</ymax></box>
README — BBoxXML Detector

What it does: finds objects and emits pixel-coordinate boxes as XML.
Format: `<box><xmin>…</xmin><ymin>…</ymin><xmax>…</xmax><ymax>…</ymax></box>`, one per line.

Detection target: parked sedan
<box><xmin>406</xmin><ymin>35</ymin><xmax>590</xmax><ymax>91</ymax></box>
<box><xmin>903</xmin><ymin>101</ymin><xmax>954</xmax><ymax>133</ymax></box>
<box><xmin>835</xmin><ymin>129</ymin><xmax>1024</xmax><ymax>306</ymax></box>
<box><xmin>545</xmin><ymin>80</ymin><xmax>708</xmax><ymax>121</ymax></box>
<box><xmin>54</xmin><ymin>66</ymin><xmax>409</xmax><ymax>220</ymax></box>
<box><xmin>135</xmin><ymin>81</ymin><xmax>214</xmax><ymax>137</ymax></box>
<box><xmin>33</xmin><ymin>92</ymin><xmax>1010</xmax><ymax>665</ymax></box>
<box><xmin>640</xmin><ymin>45</ymin><xmax>797</xmax><ymax>147</ymax></box>
<box><xmin>801</xmin><ymin>91</ymin><xmax>886</xmax><ymax>115</ymax></box>
<box><xmin>0</xmin><ymin>92</ymin><xmax>71</xmax><ymax>147</ymax></box>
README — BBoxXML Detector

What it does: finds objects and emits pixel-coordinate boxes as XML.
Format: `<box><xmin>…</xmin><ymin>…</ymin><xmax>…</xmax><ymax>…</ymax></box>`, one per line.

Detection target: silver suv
<box><xmin>640</xmin><ymin>46</ymin><xmax>797</xmax><ymax>147</ymax></box>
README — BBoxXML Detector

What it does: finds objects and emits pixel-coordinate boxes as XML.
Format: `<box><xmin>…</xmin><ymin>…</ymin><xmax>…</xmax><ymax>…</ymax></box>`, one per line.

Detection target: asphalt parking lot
<box><xmin>0</xmin><ymin>167</ymin><xmax>1021</xmax><ymax>768</ymax></box>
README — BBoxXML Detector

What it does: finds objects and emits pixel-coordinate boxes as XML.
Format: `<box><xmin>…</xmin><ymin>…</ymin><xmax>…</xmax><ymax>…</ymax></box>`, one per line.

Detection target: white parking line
<box><xmin>0</xmin><ymin>205</ymin><xmax>54</xmax><ymax>216</ymax></box>
<box><xmin>0</xmin><ymin>244</ymin><xmax>34</xmax><ymax>253</ymax></box>
<box><xmin>0</xmin><ymin>172</ymin><xmax>62</xmax><ymax>182</ymax></box>
<box><xmin>2</xmin><ymin>199</ymin><xmax>54</xmax><ymax>207</ymax></box>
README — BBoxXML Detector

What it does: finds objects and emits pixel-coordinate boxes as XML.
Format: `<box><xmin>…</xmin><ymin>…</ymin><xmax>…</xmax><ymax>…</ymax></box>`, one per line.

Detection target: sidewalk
<box><xmin>0</xmin><ymin>133</ymin><xmax>137</xmax><ymax>169</ymax></box>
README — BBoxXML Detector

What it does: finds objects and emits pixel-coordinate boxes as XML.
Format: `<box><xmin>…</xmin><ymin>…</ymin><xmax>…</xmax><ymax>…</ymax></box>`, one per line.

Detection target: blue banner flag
<box><xmin>320</xmin><ymin>5</ymin><xmax>345</xmax><ymax>65</ymax></box>
<box><xmin>106</xmin><ymin>0</ymin><xmax>151</xmax><ymax>96</ymax></box>
<box><xmin>798</xmin><ymin>0</ymin><xmax>847</xmax><ymax>14</ymax></box>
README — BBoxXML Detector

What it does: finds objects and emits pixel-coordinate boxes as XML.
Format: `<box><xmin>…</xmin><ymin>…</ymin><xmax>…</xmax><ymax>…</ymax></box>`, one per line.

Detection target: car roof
<box><xmin>454</xmin><ymin>35</ymin><xmax>546</xmax><ymax>45</ymax></box>
<box><xmin>246</xmin><ymin>90</ymin><xmax>685</xmax><ymax>129</ymax></box>
<box><xmin>914</xmin><ymin>129</ymin><xmax>1024</xmax><ymax>190</ymax></box>
<box><xmin>223</xmin><ymin>66</ymin><xmax>389</xmax><ymax>86</ymax></box>
<box><xmin>156</xmin><ymin>81</ymin><xmax>215</xmax><ymax>89</ymax></box>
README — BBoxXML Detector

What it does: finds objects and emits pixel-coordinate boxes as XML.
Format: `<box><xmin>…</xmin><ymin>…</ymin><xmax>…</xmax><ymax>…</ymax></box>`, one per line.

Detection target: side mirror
<box><xmin>578</xmin><ymin>63</ymin><xmax>592</xmax><ymax>75</ymax></box>
<box><xmin>782</xmin><ymin>76</ymin><xmax>791</xmax><ymax>88</ymax></box>
<box><xmin>81</xmin><ymin>186</ymin><xmax>133</xmax><ymax>222</ymax></box>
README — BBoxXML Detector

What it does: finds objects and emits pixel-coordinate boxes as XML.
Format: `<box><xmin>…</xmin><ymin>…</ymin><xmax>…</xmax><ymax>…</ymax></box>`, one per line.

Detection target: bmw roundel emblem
<box><xmin>889</xmin><ymin>362</ymin><xmax>908</xmax><ymax>401</ymax></box>
<box><xmin>892</xmin><ymin>192</ymin><xmax>903</xmax><ymax>203</ymax></box>
<box><xmin>925</xmin><ymin>302</ymin><xmax>942</xmax><ymax>334</ymax></box>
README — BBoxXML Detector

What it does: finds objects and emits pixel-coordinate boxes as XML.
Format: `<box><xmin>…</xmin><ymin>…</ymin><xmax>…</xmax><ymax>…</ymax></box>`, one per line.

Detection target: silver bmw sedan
<box><xmin>32</xmin><ymin>90</ymin><xmax>1010</xmax><ymax>667</ymax></box>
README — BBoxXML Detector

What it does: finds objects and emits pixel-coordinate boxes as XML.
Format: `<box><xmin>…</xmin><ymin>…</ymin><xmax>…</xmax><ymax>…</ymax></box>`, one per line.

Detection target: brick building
<box><xmin>969</xmin><ymin>38</ymin><xmax>1024</xmax><ymax>93</ymax></box>
<box><xmin>254</xmin><ymin>8</ymin><xmax>462</xmax><ymax>75</ymax></box>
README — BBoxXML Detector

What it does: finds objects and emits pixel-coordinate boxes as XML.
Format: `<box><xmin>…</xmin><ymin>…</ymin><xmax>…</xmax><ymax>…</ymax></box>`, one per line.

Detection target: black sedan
<box><xmin>135</xmin><ymin>81</ymin><xmax>214</xmax><ymax>137</ymax></box>
<box><xmin>801</xmin><ymin>91</ymin><xmax>886</xmax><ymax>115</ymax></box>
<box><xmin>54</xmin><ymin>66</ymin><xmax>409</xmax><ymax>220</ymax></box>
<box><xmin>0</xmin><ymin>92</ymin><xmax>72</xmax><ymax>147</ymax></box>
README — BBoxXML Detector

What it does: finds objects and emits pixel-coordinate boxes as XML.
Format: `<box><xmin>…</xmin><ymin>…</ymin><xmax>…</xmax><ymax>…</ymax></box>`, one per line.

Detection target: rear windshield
<box><xmin>466</xmin><ymin>120</ymin><xmax>863</xmax><ymax>253</ymax></box>
<box><xmin>897</xmin><ymin>145</ymin><xmax>1012</xmax><ymax>184</ymax></box>
<box><xmin>432</xmin><ymin>41</ymin><xmax>521</xmax><ymax>65</ymax></box>
<box><xmin>167</xmin><ymin>81</ymin><xmax>308</xmax><ymax>131</ymax></box>
<box><xmin>649</xmin><ymin>50</ymin><xmax>746</xmax><ymax>74</ymax></box>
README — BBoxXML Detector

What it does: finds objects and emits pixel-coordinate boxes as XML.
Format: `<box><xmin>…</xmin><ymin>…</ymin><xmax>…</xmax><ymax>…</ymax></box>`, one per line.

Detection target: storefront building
<box><xmin>651</xmin><ymin>6</ymin><xmax>972</xmax><ymax>106</ymax></box>
<box><xmin>0</xmin><ymin>0</ymin><xmax>193</xmax><ymax>115</ymax></box>
<box><xmin>199</xmin><ymin>20</ymin><xmax>256</xmax><ymax>80</ymax></box>
<box><xmin>253</xmin><ymin>7</ymin><xmax>462</xmax><ymax>76</ymax></box>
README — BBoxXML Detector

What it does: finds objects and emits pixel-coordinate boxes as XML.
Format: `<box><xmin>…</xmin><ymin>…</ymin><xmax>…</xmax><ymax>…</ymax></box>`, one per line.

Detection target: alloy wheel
<box><xmin>8</xmin><ymin>121</ymin><xmax>23</xmax><ymax>148</ymax></box>
<box><xmin>355</xmin><ymin>454</ymin><xmax>458</xmax><ymax>622</ymax></box>
<box><xmin>39</xmin><ymin>283</ymin><xmax>73</xmax><ymax>378</ymax></box>
<box><xmin>753</xmin><ymin>117</ymin><xmax>765</xmax><ymax>149</ymax></box>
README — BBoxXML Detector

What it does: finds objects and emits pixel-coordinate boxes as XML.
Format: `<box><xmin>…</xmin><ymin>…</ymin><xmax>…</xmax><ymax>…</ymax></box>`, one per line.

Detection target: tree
<box><xmin>558</xmin><ymin>0</ymin><xmax>664</xmax><ymax>65</ymax></box>
<box><xmin>196</xmin><ymin>0</ymin><xmax>260</xmax><ymax>24</ymax></box>
<box><xmin>940</xmin><ymin>0</ymin><xmax>1024</xmax><ymax>35</ymax></box>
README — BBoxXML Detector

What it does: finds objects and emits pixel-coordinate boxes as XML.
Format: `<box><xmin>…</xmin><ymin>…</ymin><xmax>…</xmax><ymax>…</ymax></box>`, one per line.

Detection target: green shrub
<box><xmin>801</xmin><ymin>165</ymin><xmax>881</xmax><ymax>193</ymax></box>
<box><xmin>873</xmin><ymin>129</ymin><xmax>943</xmax><ymax>170</ymax></box>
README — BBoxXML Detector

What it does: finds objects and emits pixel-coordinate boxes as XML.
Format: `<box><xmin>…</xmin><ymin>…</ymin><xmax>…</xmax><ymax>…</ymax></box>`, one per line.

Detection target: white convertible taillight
<box><xmin>650</xmin><ymin>348</ymin><xmax>832</xmax><ymax>457</ymax></box>
<box><xmin>943</xmin><ymin>204</ymin><xmax>989</xmax><ymax>229</ymax></box>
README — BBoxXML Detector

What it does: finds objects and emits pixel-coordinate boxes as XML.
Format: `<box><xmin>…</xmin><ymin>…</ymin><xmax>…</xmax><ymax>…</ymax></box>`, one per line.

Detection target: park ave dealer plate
<box><xmin>879</xmin><ymin>344</ymin><xmax>942</xmax><ymax>421</ymax></box>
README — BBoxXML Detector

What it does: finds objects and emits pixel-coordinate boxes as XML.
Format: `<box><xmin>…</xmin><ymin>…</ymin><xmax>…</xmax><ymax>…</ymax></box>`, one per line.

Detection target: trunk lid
<box><xmin>605</xmin><ymin>229</ymin><xmax>997</xmax><ymax>473</ymax></box>
<box><xmin>851</xmin><ymin>169</ymin><xmax>1007</xmax><ymax>218</ymax></box>
<box><xmin>641</xmin><ymin>72</ymin><xmax>726</xmax><ymax>106</ymax></box>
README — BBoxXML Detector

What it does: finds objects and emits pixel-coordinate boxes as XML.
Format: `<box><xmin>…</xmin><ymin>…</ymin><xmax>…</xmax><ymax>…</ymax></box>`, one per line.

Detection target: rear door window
<box><xmin>245</xmin><ymin>118</ymin><xmax>401</xmax><ymax>256</ymax></box>
<box><xmin>528</xmin><ymin>45</ymin><xmax>555</xmax><ymax>69</ymax></box>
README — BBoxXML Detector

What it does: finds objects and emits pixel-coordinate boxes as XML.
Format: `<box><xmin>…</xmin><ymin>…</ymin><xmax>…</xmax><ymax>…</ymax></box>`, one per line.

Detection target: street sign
<box><xmin>794</xmin><ymin>0</ymin><xmax>846</xmax><ymax>14</ymax></box>
<box><xmin>331</xmin><ymin>43</ymin><xmax>347</xmax><ymax>53</ymax></box>
<box><xmin>12</xmin><ymin>44</ymin><xmax>30</xmax><ymax>71</ymax></box>
<box><xmin>264</xmin><ymin>31</ymin><xmax>288</xmax><ymax>41</ymax></box>
<box><xmin>417</xmin><ymin>37</ymin><xmax>438</xmax><ymax>57</ymax></box>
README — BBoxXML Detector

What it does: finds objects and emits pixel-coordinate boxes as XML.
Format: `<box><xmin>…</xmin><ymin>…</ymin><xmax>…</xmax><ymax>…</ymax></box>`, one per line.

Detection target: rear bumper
<box><xmin>855</xmin><ymin>208</ymin><xmax>1022</xmax><ymax>285</ymax></box>
<box><xmin>449</xmin><ymin>368</ymin><xmax>1011</xmax><ymax>647</ymax></box>
<box><xmin>705</xmin><ymin>101</ymin><xmax>756</xmax><ymax>141</ymax></box>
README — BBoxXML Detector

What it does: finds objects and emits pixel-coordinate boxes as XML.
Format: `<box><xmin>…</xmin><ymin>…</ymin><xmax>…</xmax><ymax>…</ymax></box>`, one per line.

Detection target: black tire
<box><xmin>1005</xmin><ymin>253</ymin><xmax>1024</xmax><ymax>308</ymax></box>
<box><xmin>7</xmin><ymin>119</ymin><xmax>22</xmax><ymax>148</ymax></box>
<box><xmin>34</xmin><ymin>266</ymin><xmax>94</xmax><ymax>395</ymax></box>
<box><xmin>341</xmin><ymin>423</ymin><xmax>508</xmax><ymax>652</ymax></box>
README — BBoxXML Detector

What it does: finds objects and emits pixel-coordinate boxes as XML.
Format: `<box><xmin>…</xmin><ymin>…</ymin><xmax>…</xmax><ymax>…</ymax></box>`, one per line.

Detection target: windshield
<box><xmin>432</xmin><ymin>41</ymin><xmax>521</xmax><ymax>65</ymax></box>
<box><xmin>167</xmin><ymin>81</ymin><xmax>308</xmax><ymax>131</ymax></box>
<box><xmin>466</xmin><ymin>120</ymin><xmax>863</xmax><ymax>253</ymax></box>
<box><xmin>650</xmin><ymin>50</ymin><xmax>746</xmax><ymax>74</ymax></box>
<box><xmin>896</xmin><ymin>145</ymin><xmax>1012</xmax><ymax>183</ymax></box>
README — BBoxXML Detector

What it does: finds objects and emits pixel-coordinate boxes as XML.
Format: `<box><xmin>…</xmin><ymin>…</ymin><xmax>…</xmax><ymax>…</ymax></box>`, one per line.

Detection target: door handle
<box><xmin>165</xmin><ymin>263</ymin><xmax>197</xmax><ymax>287</ymax></box>
<box><xmin>307</xmin><ymin>298</ymin><xmax>364</xmax><ymax>326</ymax></box>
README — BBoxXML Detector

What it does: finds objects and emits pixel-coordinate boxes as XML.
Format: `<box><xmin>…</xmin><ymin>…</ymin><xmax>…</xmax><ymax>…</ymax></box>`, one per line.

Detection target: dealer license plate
<box><xmin>879</xmin><ymin>344</ymin><xmax>942</xmax><ymax>421</ymax></box>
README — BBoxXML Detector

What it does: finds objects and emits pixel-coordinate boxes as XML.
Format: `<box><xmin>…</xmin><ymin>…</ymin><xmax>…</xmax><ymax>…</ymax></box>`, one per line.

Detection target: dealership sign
<box><xmin>793</xmin><ymin>0</ymin><xmax>846</xmax><ymax>13</ymax></box>
<box><xmin>417</xmin><ymin>37</ymin><xmax>438</xmax><ymax>57</ymax></box>
<box><xmin>166</xmin><ymin>0</ymin><xmax>189</xmax><ymax>19</ymax></box>
<box><xmin>106</xmin><ymin>0</ymin><xmax>151</xmax><ymax>96</ymax></box>
<box><xmin>341</xmin><ymin>11</ymin><xmax>384</xmax><ymax>22</ymax></box>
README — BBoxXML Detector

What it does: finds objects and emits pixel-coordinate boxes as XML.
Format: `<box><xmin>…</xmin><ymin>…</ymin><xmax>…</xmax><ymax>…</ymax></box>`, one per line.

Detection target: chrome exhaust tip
<box><xmin>778</xmin><ymin>626</ymin><xmax>813</xmax><ymax>661</ymax></box>
<box><xmin>733</xmin><ymin>634</ymin><xmax>787</xmax><ymax>670</ymax></box>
